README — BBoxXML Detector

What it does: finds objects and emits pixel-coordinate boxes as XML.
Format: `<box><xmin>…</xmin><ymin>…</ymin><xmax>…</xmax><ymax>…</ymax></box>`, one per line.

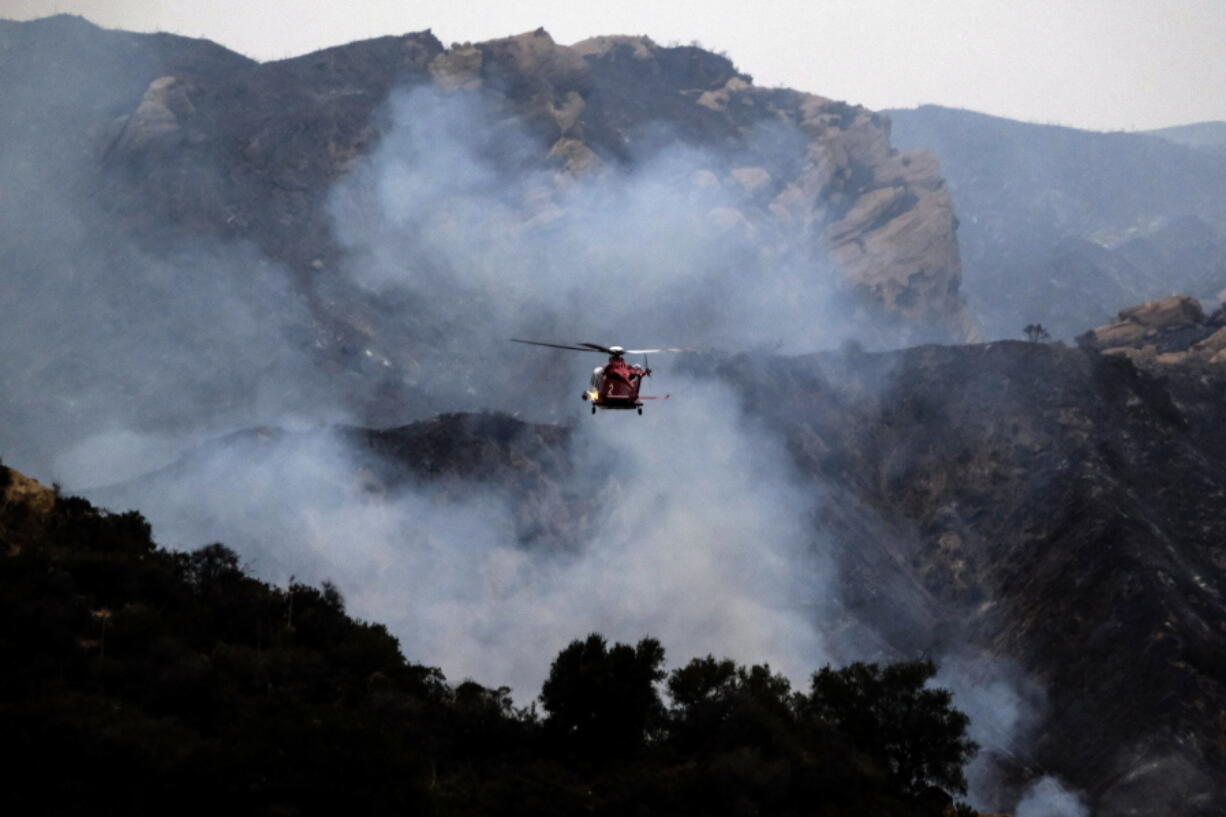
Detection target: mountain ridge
<box><xmin>886</xmin><ymin>104</ymin><xmax>1226</xmax><ymax>340</ymax></box>
<box><xmin>3</xmin><ymin>14</ymin><xmax>976</xmax><ymax>342</ymax></box>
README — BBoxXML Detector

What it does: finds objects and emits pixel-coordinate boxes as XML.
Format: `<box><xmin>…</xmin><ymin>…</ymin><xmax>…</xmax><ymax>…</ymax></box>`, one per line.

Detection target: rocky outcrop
<box><xmin>6</xmin><ymin>16</ymin><xmax>974</xmax><ymax>343</ymax></box>
<box><xmin>1077</xmin><ymin>295</ymin><xmax>1226</xmax><ymax>365</ymax></box>
<box><xmin>826</xmin><ymin>147</ymin><xmax>970</xmax><ymax>336</ymax></box>
<box><xmin>0</xmin><ymin>465</ymin><xmax>56</xmax><ymax>554</ymax></box>
<box><xmin>490</xmin><ymin>31</ymin><xmax>976</xmax><ymax>339</ymax></box>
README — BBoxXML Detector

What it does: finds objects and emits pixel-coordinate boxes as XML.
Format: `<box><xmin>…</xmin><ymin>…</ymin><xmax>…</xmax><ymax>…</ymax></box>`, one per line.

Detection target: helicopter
<box><xmin>511</xmin><ymin>339</ymin><xmax>690</xmax><ymax>415</ymax></box>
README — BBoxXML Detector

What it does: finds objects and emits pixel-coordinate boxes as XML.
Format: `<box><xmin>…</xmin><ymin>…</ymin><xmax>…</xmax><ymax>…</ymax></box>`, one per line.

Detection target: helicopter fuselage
<box><xmin>583</xmin><ymin>356</ymin><xmax>649</xmax><ymax>412</ymax></box>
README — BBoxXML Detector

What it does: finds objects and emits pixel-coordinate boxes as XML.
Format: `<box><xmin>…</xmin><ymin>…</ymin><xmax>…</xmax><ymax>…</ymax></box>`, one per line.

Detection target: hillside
<box><xmin>708</xmin><ymin>336</ymin><xmax>1226</xmax><ymax>814</ymax></box>
<box><xmin>887</xmin><ymin>105</ymin><xmax>1226</xmax><ymax>340</ymax></box>
<box><xmin>79</xmin><ymin>312</ymin><xmax>1226</xmax><ymax>815</ymax></box>
<box><xmin>6</xmin><ymin>12</ymin><xmax>1226</xmax><ymax>817</ymax></box>
<box><xmin>1</xmin><ymin>458</ymin><xmax>980</xmax><ymax>817</ymax></box>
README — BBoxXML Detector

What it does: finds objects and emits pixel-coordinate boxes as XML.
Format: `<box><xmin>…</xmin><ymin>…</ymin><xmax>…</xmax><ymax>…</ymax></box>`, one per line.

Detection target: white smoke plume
<box><xmin>1016</xmin><ymin>775</ymin><xmax>1091</xmax><ymax>817</ymax></box>
<box><xmin>325</xmin><ymin>86</ymin><xmax>860</xmax><ymax>418</ymax></box>
<box><xmin>0</xmin><ymin>31</ymin><xmax>343</xmax><ymax>486</ymax></box>
<box><xmin>99</xmin><ymin>379</ymin><xmax>831</xmax><ymax>696</ymax></box>
<box><xmin>936</xmin><ymin>654</ymin><xmax>1048</xmax><ymax>809</ymax></box>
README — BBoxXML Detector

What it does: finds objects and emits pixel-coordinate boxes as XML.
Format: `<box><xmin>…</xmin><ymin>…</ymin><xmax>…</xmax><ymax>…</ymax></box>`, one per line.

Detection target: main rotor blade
<box><xmin>623</xmin><ymin>347</ymin><xmax>695</xmax><ymax>355</ymax></box>
<box><xmin>510</xmin><ymin>339</ymin><xmax>603</xmax><ymax>353</ymax></box>
<box><xmin>576</xmin><ymin>342</ymin><xmax>618</xmax><ymax>354</ymax></box>
<box><xmin>512</xmin><ymin>339</ymin><xmax>696</xmax><ymax>355</ymax></box>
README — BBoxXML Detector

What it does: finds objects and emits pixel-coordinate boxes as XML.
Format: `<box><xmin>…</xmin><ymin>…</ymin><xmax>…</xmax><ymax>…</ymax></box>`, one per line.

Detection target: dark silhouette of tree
<box><xmin>1</xmin><ymin>480</ymin><xmax>982</xmax><ymax>816</ymax></box>
<box><xmin>667</xmin><ymin>654</ymin><xmax>740</xmax><ymax>751</ymax></box>
<box><xmin>806</xmin><ymin>660</ymin><xmax>978</xmax><ymax>796</ymax></box>
<box><xmin>320</xmin><ymin>579</ymin><xmax>345</xmax><ymax>612</ymax></box>
<box><xmin>1024</xmin><ymin>323</ymin><xmax>1051</xmax><ymax>342</ymax></box>
<box><xmin>539</xmin><ymin>633</ymin><xmax>666</xmax><ymax>758</ymax></box>
<box><xmin>186</xmin><ymin>542</ymin><xmax>242</xmax><ymax>590</ymax></box>
<box><xmin>667</xmin><ymin>656</ymin><xmax>797</xmax><ymax>755</ymax></box>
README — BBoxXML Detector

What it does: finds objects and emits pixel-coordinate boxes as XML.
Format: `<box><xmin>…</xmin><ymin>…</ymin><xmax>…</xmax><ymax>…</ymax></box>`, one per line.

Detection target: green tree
<box><xmin>539</xmin><ymin>633</ymin><xmax>666</xmax><ymax>758</ymax></box>
<box><xmin>806</xmin><ymin>659</ymin><xmax>977</xmax><ymax>797</ymax></box>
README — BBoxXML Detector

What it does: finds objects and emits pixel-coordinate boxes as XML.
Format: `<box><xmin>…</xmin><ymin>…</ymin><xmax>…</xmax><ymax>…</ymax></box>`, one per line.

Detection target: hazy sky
<box><xmin>6</xmin><ymin>0</ymin><xmax>1224</xmax><ymax>131</ymax></box>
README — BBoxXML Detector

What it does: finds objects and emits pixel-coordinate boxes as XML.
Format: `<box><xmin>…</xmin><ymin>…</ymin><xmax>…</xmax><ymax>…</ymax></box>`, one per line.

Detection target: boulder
<box><xmin>1089</xmin><ymin>320</ymin><xmax>1151</xmax><ymax>348</ymax></box>
<box><xmin>479</xmin><ymin>29</ymin><xmax>588</xmax><ymax>88</ymax></box>
<box><xmin>570</xmin><ymin>34</ymin><xmax>654</xmax><ymax>60</ymax></box>
<box><xmin>697</xmin><ymin>75</ymin><xmax>751</xmax><ymax>111</ymax></box>
<box><xmin>1082</xmin><ymin>296</ymin><xmax>1223</xmax><ymax>366</ymax></box>
<box><xmin>1192</xmin><ymin>326</ymin><xmax>1226</xmax><ymax>356</ymax></box>
<box><xmin>112</xmin><ymin>76</ymin><xmax>195</xmax><ymax>153</ymax></box>
<box><xmin>1117</xmin><ymin>295</ymin><xmax>1204</xmax><ymax>329</ymax></box>
<box><xmin>429</xmin><ymin>44</ymin><xmax>483</xmax><ymax>90</ymax></box>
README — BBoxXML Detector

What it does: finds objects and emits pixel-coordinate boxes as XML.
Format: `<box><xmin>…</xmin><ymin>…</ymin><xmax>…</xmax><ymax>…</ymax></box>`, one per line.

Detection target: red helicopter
<box><xmin>511</xmin><ymin>339</ymin><xmax>689</xmax><ymax>415</ymax></box>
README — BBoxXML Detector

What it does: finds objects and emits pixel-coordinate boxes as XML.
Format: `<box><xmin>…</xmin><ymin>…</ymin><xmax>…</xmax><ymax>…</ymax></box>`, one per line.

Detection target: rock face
<box><xmin>1078</xmin><ymin>295</ymin><xmax>1226</xmax><ymax>365</ymax></box>
<box><xmin>3</xmin><ymin>15</ymin><xmax>973</xmax><ymax>344</ymax></box>
<box><xmin>488</xmin><ymin>30</ymin><xmax>975</xmax><ymax>338</ymax></box>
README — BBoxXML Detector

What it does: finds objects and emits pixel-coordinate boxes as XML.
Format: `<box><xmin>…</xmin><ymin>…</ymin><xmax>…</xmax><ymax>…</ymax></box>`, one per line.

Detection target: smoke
<box><xmin>1016</xmin><ymin>776</ymin><xmax>1090</xmax><ymax>817</ymax></box>
<box><xmin>3</xmin><ymin>43</ymin><xmax>855</xmax><ymax>695</ymax></box>
<box><xmin>2</xmin><ymin>233</ymin><xmax>342</xmax><ymax>487</ymax></box>
<box><xmin>936</xmin><ymin>654</ymin><xmax>1048</xmax><ymax>809</ymax></box>
<box><xmin>326</xmin><ymin>86</ymin><xmax>862</xmax><ymax>417</ymax></box>
<box><xmin>0</xmin><ymin>22</ymin><xmax>342</xmax><ymax>485</ymax></box>
<box><xmin>95</xmin><ymin>379</ymin><xmax>831</xmax><ymax>695</ymax></box>
<box><xmin>4</xmin><ymin>41</ymin><xmax>1049</xmax><ymax>811</ymax></box>
<box><xmin>302</xmin><ymin>85</ymin><xmax>862</xmax><ymax>687</ymax></box>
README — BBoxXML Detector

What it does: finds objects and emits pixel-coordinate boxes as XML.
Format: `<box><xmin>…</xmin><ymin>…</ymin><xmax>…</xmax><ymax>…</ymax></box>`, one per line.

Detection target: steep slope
<box><xmin>704</xmin><ymin>339</ymin><xmax>1226</xmax><ymax>814</ymax></box>
<box><xmin>887</xmin><ymin>105</ymin><xmax>1226</xmax><ymax>340</ymax></box>
<box><xmin>76</xmin><ymin>329</ymin><xmax>1226</xmax><ymax>815</ymax></box>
